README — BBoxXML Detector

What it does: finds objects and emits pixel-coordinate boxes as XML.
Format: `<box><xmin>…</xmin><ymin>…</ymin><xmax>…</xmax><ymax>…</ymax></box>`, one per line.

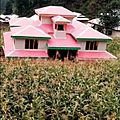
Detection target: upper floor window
<box><xmin>55</xmin><ymin>24</ymin><xmax>64</xmax><ymax>31</ymax></box>
<box><xmin>85</xmin><ymin>41</ymin><xmax>98</xmax><ymax>50</ymax></box>
<box><xmin>25</xmin><ymin>39</ymin><xmax>38</xmax><ymax>49</ymax></box>
<box><xmin>39</xmin><ymin>16</ymin><xmax>41</xmax><ymax>21</ymax></box>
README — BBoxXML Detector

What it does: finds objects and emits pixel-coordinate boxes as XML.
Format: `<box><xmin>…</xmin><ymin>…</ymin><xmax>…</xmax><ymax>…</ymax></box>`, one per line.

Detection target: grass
<box><xmin>0</xmin><ymin>26</ymin><xmax>120</xmax><ymax>120</ymax></box>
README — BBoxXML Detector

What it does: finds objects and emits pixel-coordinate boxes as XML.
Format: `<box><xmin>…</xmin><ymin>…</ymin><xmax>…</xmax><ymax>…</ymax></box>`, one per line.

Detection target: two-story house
<box><xmin>3</xmin><ymin>6</ymin><xmax>116</xmax><ymax>60</ymax></box>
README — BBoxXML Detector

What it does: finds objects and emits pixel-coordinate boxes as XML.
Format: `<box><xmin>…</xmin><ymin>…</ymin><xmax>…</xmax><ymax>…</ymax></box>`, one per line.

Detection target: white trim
<box><xmin>105</xmin><ymin>51</ymin><xmax>117</xmax><ymax>59</ymax></box>
<box><xmin>6</xmin><ymin>51</ymin><xmax>14</xmax><ymax>56</ymax></box>
<box><xmin>78</xmin><ymin>50</ymin><xmax>107</xmax><ymax>52</ymax></box>
<box><xmin>13</xmin><ymin>39</ymin><xmax>15</xmax><ymax>50</ymax></box>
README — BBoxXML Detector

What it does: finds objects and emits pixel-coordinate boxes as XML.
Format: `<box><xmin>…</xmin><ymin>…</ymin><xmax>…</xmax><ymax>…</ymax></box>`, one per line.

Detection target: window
<box><xmin>39</xmin><ymin>16</ymin><xmax>41</xmax><ymax>21</ymax></box>
<box><xmin>85</xmin><ymin>41</ymin><xmax>98</xmax><ymax>50</ymax></box>
<box><xmin>25</xmin><ymin>39</ymin><xmax>38</xmax><ymax>49</ymax></box>
<box><xmin>55</xmin><ymin>24</ymin><xmax>64</xmax><ymax>31</ymax></box>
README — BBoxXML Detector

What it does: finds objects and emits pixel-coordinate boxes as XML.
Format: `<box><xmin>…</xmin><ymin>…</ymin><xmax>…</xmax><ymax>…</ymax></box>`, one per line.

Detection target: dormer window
<box><xmin>58</xmin><ymin>24</ymin><xmax>64</xmax><ymax>30</ymax></box>
<box><xmin>55</xmin><ymin>24</ymin><xmax>64</xmax><ymax>31</ymax></box>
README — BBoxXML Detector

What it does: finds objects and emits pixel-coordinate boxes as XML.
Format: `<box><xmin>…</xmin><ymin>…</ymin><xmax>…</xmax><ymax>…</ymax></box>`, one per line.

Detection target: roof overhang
<box><xmin>34</xmin><ymin>6</ymin><xmax>77</xmax><ymax>17</ymax></box>
<box><xmin>11</xmin><ymin>36</ymin><xmax>51</xmax><ymax>40</ymax></box>
<box><xmin>52</xmin><ymin>16</ymin><xmax>71</xmax><ymax>23</ymax></box>
<box><xmin>48</xmin><ymin>47</ymin><xmax>80</xmax><ymax>50</ymax></box>
<box><xmin>76</xmin><ymin>38</ymin><xmax>112</xmax><ymax>42</ymax></box>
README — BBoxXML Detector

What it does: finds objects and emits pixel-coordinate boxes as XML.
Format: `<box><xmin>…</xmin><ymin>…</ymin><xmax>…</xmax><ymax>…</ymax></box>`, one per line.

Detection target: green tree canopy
<box><xmin>99</xmin><ymin>0</ymin><xmax>120</xmax><ymax>34</ymax></box>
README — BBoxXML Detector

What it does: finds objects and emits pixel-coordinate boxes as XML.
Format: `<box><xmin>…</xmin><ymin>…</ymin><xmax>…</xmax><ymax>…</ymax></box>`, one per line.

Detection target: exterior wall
<box><xmin>98</xmin><ymin>42</ymin><xmax>107</xmax><ymax>51</ymax></box>
<box><xmin>54</xmin><ymin>30</ymin><xmax>66</xmax><ymax>39</ymax></box>
<box><xmin>15</xmin><ymin>39</ymin><xmax>47</xmax><ymax>50</ymax></box>
<box><xmin>41</xmin><ymin>16</ymin><xmax>52</xmax><ymax>24</ymax></box>
<box><xmin>15</xmin><ymin>39</ymin><xmax>25</xmax><ymax>49</ymax></box>
<box><xmin>111</xmin><ymin>31</ymin><xmax>120</xmax><ymax>37</ymax></box>
<box><xmin>78</xmin><ymin>41</ymin><xmax>86</xmax><ymax>50</ymax></box>
<box><xmin>41</xmin><ymin>15</ymin><xmax>74</xmax><ymax>24</ymax></box>
<box><xmin>78</xmin><ymin>41</ymin><xmax>106</xmax><ymax>51</ymax></box>
<box><xmin>38</xmin><ymin>41</ymin><xmax>47</xmax><ymax>50</ymax></box>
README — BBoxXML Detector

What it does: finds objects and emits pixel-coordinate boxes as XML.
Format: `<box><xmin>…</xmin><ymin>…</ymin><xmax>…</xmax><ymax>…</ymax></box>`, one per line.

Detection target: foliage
<box><xmin>99</xmin><ymin>0</ymin><xmax>120</xmax><ymax>34</ymax></box>
<box><xmin>0</xmin><ymin>37</ymin><xmax>120</xmax><ymax>119</ymax></box>
<box><xmin>3</xmin><ymin>0</ymin><xmax>120</xmax><ymax>18</ymax></box>
<box><xmin>4</xmin><ymin>0</ymin><xmax>13</xmax><ymax>15</ymax></box>
<box><xmin>0</xmin><ymin>0</ymin><xmax>9</xmax><ymax>14</ymax></box>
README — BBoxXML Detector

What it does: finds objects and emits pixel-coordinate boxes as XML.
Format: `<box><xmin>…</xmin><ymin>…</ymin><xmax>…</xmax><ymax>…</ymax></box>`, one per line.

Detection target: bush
<box><xmin>0</xmin><ymin>58</ymin><xmax>120</xmax><ymax>120</ymax></box>
<box><xmin>0</xmin><ymin>38</ymin><xmax>120</xmax><ymax>119</ymax></box>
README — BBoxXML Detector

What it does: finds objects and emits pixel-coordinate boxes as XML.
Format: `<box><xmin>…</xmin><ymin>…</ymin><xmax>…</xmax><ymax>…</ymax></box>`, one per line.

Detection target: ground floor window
<box><xmin>85</xmin><ymin>41</ymin><xmax>98</xmax><ymax>50</ymax></box>
<box><xmin>25</xmin><ymin>39</ymin><xmax>38</xmax><ymax>49</ymax></box>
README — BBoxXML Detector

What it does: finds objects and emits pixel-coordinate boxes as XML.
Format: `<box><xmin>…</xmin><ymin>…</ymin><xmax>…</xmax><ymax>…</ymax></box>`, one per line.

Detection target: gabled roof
<box><xmin>11</xmin><ymin>25</ymin><xmax>51</xmax><ymax>40</ymax></box>
<box><xmin>71</xmin><ymin>20</ymin><xmax>112</xmax><ymax>41</ymax></box>
<box><xmin>52</xmin><ymin>16</ymin><xmax>71</xmax><ymax>23</ymax></box>
<box><xmin>73</xmin><ymin>27</ymin><xmax>112</xmax><ymax>41</ymax></box>
<box><xmin>35</xmin><ymin>6</ymin><xmax>76</xmax><ymax>17</ymax></box>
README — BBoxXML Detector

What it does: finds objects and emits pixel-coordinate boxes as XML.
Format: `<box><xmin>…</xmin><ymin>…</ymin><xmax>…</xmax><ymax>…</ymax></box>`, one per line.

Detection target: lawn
<box><xmin>0</xmin><ymin>26</ymin><xmax>120</xmax><ymax>119</ymax></box>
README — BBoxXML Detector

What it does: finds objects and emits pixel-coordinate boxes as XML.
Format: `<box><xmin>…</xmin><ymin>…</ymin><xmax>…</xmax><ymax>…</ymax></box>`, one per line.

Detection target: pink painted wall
<box><xmin>78</xmin><ymin>41</ymin><xmax>107</xmax><ymax>51</ymax></box>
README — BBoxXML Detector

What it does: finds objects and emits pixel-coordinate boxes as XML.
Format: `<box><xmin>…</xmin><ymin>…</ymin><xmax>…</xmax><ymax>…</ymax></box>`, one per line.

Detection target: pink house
<box><xmin>3</xmin><ymin>6</ymin><xmax>117</xmax><ymax>60</ymax></box>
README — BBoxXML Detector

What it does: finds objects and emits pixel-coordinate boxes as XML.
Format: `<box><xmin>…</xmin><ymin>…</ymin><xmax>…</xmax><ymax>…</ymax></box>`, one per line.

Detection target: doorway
<box><xmin>48</xmin><ymin>49</ymin><xmax>78</xmax><ymax>61</ymax></box>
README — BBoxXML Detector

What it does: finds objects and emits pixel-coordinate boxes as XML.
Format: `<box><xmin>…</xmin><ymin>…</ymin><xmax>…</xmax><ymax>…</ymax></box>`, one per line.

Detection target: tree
<box><xmin>99</xmin><ymin>0</ymin><xmax>120</xmax><ymax>35</ymax></box>
<box><xmin>4</xmin><ymin>0</ymin><xmax>13</xmax><ymax>14</ymax></box>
